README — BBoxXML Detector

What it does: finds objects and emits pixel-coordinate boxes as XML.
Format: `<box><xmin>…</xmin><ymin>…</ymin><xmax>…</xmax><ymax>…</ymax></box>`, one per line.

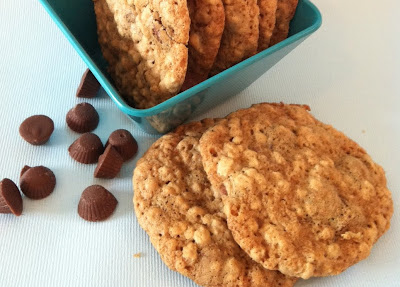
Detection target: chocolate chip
<box><xmin>78</xmin><ymin>185</ymin><xmax>118</xmax><ymax>222</ymax></box>
<box><xmin>94</xmin><ymin>145</ymin><xmax>124</xmax><ymax>179</ymax></box>
<box><xmin>105</xmin><ymin>129</ymin><xmax>138</xmax><ymax>161</ymax></box>
<box><xmin>0</xmin><ymin>178</ymin><xmax>23</xmax><ymax>216</ymax></box>
<box><xmin>68</xmin><ymin>133</ymin><xmax>104</xmax><ymax>164</ymax></box>
<box><xmin>20</xmin><ymin>165</ymin><xmax>30</xmax><ymax>178</ymax></box>
<box><xmin>76</xmin><ymin>69</ymin><xmax>100</xmax><ymax>98</ymax></box>
<box><xmin>19</xmin><ymin>166</ymin><xmax>56</xmax><ymax>200</ymax></box>
<box><xmin>19</xmin><ymin>115</ymin><xmax>54</xmax><ymax>145</ymax></box>
<box><xmin>66</xmin><ymin>102</ymin><xmax>99</xmax><ymax>133</ymax></box>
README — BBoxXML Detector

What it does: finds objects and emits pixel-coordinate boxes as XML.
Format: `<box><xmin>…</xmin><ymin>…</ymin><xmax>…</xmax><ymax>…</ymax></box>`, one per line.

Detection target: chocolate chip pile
<box><xmin>1</xmin><ymin>69</ymin><xmax>137</xmax><ymax>221</ymax></box>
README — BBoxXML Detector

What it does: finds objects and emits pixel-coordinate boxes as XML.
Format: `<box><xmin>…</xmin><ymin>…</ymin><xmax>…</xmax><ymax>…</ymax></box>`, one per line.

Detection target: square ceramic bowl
<box><xmin>39</xmin><ymin>0</ymin><xmax>322</xmax><ymax>134</ymax></box>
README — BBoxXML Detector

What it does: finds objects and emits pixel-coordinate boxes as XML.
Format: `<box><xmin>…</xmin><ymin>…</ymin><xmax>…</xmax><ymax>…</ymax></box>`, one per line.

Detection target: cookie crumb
<box><xmin>133</xmin><ymin>253</ymin><xmax>142</xmax><ymax>258</ymax></box>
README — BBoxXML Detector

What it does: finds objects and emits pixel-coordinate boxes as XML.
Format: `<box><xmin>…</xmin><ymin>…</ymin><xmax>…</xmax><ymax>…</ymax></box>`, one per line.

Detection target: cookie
<box><xmin>257</xmin><ymin>0</ymin><xmax>278</xmax><ymax>51</ymax></box>
<box><xmin>269</xmin><ymin>0</ymin><xmax>298</xmax><ymax>46</ymax></box>
<box><xmin>133</xmin><ymin>119</ymin><xmax>296</xmax><ymax>287</ymax></box>
<box><xmin>93</xmin><ymin>0</ymin><xmax>190</xmax><ymax>109</ymax></box>
<box><xmin>210</xmin><ymin>0</ymin><xmax>259</xmax><ymax>75</ymax></box>
<box><xmin>199</xmin><ymin>103</ymin><xmax>393</xmax><ymax>279</ymax></box>
<box><xmin>180</xmin><ymin>0</ymin><xmax>225</xmax><ymax>91</ymax></box>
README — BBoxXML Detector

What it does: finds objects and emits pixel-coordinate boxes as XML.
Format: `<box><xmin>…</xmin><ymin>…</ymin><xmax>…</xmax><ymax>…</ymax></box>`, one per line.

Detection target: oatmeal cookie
<box><xmin>257</xmin><ymin>0</ymin><xmax>278</xmax><ymax>51</ymax></box>
<box><xmin>199</xmin><ymin>103</ymin><xmax>393</xmax><ymax>279</ymax></box>
<box><xmin>269</xmin><ymin>0</ymin><xmax>298</xmax><ymax>46</ymax></box>
<box><xmin>210</xmin><ymin>0</ymin><xmax>260</xmax><ymax>75</ymax></box>
<box><xmin>181</xmin><ymin>0</ymin><xmax>225</xmax><ymax>91</ymax></box>
<box><xmin>133</xmin><ymin>119</ymin><xmax>296</xmax><ymax>287</ymax></box>
<box><xmin>93</xmin><ymin>0</ymin><xmax>190</xmax><ymax>108</ymax></box>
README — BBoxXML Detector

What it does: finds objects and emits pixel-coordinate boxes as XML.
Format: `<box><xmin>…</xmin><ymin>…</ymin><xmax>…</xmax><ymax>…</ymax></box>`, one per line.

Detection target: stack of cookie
<box><xmin>93</xmin><ymin>0</ymin><xmax>298</xmax><ymax>109</ymax></box>
<box><xmin>133</xmin><ymin>103</ymin><xmax>393</xmax><ymax>286</ymax></box>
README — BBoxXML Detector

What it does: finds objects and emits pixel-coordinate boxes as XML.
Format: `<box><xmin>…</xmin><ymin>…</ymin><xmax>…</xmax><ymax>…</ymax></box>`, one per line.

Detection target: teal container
<box><xmin>39</xmin><ymin>0</ymin><xmax>322</xmax><ymax>134</ymax></box>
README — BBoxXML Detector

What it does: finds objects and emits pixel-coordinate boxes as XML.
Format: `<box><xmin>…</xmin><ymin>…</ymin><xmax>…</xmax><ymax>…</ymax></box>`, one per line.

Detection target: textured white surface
<box><xmin>0</xmin><ymin>0</ymin><xmax>399</xmax><ymax>286</ymax></box>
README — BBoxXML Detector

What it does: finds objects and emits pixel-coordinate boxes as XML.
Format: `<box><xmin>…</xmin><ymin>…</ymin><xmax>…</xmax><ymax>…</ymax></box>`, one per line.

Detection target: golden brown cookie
<box><xmin>269</xmin><ymin>0</ymin><xmax>298</xmax><ymax>46</ymax></box>
<box><xmin>133</xmin><ymin>119</ymin><xmax>296</xmax><ymax>287</ymax></box>
<box><xmin>257</xmin><ymin>0</ymin><xmax>278</xmax><ymax>51</ymax></box>
<box><xmin>93</xmin><ymin>0</ymin><xmax>190</xmax><ymax>109</ymax></box>
<box><xmin>181</xmin><ymin>0</ymin><xmax>225</xmax><ymax>91</ymax></box>
<box><xmin>210</xmin><ymin>0</ymin><xmax>260</xmax><ymax>75</ymax></box>
<box><xmin>199</xmin><ymin>103</ymin><xmax>393</xmax><ymax>279</ymax></box>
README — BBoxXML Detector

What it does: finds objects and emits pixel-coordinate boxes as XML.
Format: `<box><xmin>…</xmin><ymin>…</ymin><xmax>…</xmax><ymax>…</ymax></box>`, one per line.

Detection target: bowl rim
<box><xmin>39</xmin><ymin>0</ymin><xmax>322</xmax><ymax>117</ymax></box>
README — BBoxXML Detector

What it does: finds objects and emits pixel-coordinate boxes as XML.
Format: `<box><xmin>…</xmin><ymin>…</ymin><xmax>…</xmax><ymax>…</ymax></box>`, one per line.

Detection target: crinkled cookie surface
<box><xmin>181</xmin><ymin>0</ymin><xmax>225</xmax><ymax>91</ymax></box>
<box><xmin>133</xmin><ymin>119</ymin><xmax>296</xmax><ymax>287</ymax></box>
<box><xmin>210</xmin><ymin>0</ymin><xmax>260</xmax><ymax>75</ymax></box>
<box><xmin>257</xmin><ymin>0</ymin><xmax>278</xmax><ymax>51</ymax></box>
<box><xmin>269</xmin><ymin>0</ymin><xmax>298</xmax><ymax>46</ymax></box>
<box><xmin>93</xmin><ymin>0</ymin><xmax>190</xmax><ymax>109</ymax></box>
<box><xmin>199</xmin><ymin>103</ymin><xmax>393</xmax><ymax>279</ymax></box>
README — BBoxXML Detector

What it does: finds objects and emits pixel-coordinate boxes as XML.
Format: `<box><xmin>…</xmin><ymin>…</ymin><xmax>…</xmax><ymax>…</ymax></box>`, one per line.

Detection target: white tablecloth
<box><xmin>0</xmin><ymin>0</ymin><xmax>399</xmax><ymax>286</ymax></box>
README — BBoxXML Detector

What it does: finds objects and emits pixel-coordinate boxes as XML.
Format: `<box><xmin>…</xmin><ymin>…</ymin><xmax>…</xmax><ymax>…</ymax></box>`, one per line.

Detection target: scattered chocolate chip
<box><xmin>94</xmin><ymin>145</ymin><xmax>124</xmax><ymax>179</ymax></box>
<box><xmin>0</xmin><ymin>178</ymin><xmax>23</xmax><ymax>216</ymax></box>
<box><xmin>106</xmin><ymin>129</ymin><xmax>138</xmax><ymax>161</ymax></box>
<box><xmin>19</xmin><ymin>115</ymin><xmax>54</xmax><ymax>145</ymax></box>
<box><xmin>20</xmin><ymin>165</ymin><xmax>30</xmax><ymax>178</ymax></box>
<box><xmin>68</xmin><ymin>133</ymin><xmax>104</xmax><ymax>164</ymax></box>
<box><xmin>19</xmin><ymin>166</ymin><xmax>56</xmax><ymax>199</ymax></box>
<box><xmin>78</xmin><ymin>185</ymin><xmax>118</xmax><ymax>222</ymax></box>
<box><xmin>76</xmin><ymin>69</ymin><xmax>100</xmax><ymax>98</ymax></box>
<box><xmin>66</xmin><ymin>102</ymin><xmax>99</xmax><ymax>133</ymax></box>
